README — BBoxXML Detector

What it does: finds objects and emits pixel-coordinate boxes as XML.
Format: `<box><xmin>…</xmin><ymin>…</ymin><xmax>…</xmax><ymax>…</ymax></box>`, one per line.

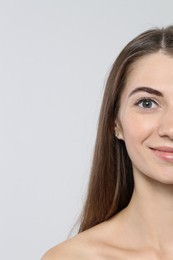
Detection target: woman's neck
<box><xmin>124</xmin><ymin>173</ymin><xmax>173</xmax><ymax>252</ymax></box>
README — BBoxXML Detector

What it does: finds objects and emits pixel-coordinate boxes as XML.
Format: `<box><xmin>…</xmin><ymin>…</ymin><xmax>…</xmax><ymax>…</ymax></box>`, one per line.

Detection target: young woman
<box><xmin>42</xmin><ymin>26</ymin><xmax>173</xmax><ymax>259</ymax></box>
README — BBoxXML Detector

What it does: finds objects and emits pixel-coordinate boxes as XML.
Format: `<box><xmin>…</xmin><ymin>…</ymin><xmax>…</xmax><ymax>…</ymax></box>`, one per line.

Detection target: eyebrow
<box><xmin>128</xmin><ymin>86</ymin><xmax>163</xmax><ymax>98</ymax></box>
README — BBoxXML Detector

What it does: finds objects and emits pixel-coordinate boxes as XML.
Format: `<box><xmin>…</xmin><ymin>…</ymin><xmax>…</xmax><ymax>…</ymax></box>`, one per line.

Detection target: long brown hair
<box><xmin>78</xmin><ymin>25</ymin><xmax>173</xmax><ymax>233</ymax></box>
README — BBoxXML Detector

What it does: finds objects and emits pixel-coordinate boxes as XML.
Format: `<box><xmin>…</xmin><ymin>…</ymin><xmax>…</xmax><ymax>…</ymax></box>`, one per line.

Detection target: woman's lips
<box><xmin>151</xmin><ymin>147</ymin><xmax>173</xmax><ymax>162</ymax></box>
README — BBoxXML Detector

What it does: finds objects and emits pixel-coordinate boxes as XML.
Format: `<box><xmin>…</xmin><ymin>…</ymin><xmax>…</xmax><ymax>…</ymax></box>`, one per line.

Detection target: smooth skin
<box><xmin>42</xmin><ymin>52</ymin><xmax>173</xmax><ymax>259</ymax></box>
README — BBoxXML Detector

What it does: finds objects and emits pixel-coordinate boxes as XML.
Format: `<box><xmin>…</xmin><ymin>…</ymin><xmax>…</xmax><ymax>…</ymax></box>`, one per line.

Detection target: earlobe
<box><xmin>114</xmin><ymin>129</ymin><xmax>124</xmax><ymax>140</ymax></box>
<box><xmin>118</xmin><ymin>132</ymin><xmax>124</xmax><ymax>140</ymax></box>
<box><xmin>114</xmin><ymin>122</ymin><xmax>124</xmax><ymax>140</ymax></box>
<box><xmin>114</xmin><ymin>129</ymin><xmax>119</xmax><ymax>138</ymax></box>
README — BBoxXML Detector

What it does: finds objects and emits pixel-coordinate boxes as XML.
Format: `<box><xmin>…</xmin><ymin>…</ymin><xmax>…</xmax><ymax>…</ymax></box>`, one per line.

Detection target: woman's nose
<box><xmin>158</xmin><ymin>108</ymin><xmax>173</xmax><ymax>139</ymax></box>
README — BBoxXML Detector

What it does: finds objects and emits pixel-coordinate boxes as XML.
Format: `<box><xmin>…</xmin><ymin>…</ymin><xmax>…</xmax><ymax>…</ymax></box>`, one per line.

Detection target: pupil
<box><xmin>144</xmin><ymin>100</ymin><xmax>151</xmax><ymax>108</ymax></box>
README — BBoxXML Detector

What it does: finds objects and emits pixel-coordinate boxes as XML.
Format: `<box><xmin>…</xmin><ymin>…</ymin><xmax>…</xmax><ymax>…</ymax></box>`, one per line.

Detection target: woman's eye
<box><xmin>136</xmin><ymin>98</ymin><xmax>158</xmax><ymax>109</ymax></box>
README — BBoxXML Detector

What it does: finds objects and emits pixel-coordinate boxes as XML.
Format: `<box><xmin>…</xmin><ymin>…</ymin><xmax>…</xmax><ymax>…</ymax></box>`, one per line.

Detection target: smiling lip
<box><xmin>150</xmin><ymin>146</ymin><xmax>173</xmax><ymax>162</ymax></box>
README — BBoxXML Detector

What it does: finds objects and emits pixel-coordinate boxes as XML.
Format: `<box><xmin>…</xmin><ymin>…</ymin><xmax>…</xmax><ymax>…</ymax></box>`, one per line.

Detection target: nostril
<box><xmin>158</xmin><ymin>128</ymin><xmax>173</xmax><ymax>139</ymax></box>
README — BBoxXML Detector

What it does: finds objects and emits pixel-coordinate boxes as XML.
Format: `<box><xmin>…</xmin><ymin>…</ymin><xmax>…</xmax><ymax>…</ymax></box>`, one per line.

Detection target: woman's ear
<box><xmin>114</xmin><ymin>120</ymin><xmax>124</xmax><ymax>140</ymax></box>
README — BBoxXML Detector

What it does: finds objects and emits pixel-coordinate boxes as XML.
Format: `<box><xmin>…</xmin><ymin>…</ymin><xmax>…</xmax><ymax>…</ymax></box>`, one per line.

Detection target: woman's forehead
<box><xmin>124</xmin><ymin>52</ymin><xmax>173</xmax><ymax>95</ymax></box>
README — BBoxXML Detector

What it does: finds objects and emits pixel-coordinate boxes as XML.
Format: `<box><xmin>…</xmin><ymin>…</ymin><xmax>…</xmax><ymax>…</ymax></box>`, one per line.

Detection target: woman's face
<box><xmin>117</xmin><ymin>52</ymin><xmax>173</xmax><ymax>184</ymax></box>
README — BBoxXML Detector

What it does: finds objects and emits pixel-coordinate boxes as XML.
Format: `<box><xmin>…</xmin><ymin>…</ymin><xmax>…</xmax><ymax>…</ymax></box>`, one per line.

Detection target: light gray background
<box><xmin>0</xmin><ymin>0</ymin><xmax>173</xmax><ymax>259</ymax></box>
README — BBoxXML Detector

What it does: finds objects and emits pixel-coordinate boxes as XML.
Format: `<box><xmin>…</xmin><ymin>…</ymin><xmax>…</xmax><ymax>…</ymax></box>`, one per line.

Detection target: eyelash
<box><xmin>135</xmin><ymin>98</ymin><xmax>159</xmax><ymax>109</ymax></box>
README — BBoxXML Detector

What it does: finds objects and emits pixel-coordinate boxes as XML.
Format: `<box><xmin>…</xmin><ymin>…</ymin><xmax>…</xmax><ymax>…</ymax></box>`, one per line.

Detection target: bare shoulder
<box><xmin>41</xmin><ymin>239</ymin><xmax>79</xmax><ymax>260</ymax></box>
<box><xmin>41</xmin><ymin>229</ymin><xmax>100</xmax><ymax>260</ymax></box>
<box><xmin>41</xmin><ymin>213</ymin><xmax>163</xmax><ymax>260</ymax></box>
<box><xmin>41</xmin><ymin>220</ymin><xmax>115</xmax><ymax>260</ymax></box>
<box><xmin>41</xmin><ymin>213</ymin><xmax>139</xmax><ymax>260</ymax></box>
<box><xmin>41</xmin><ymin>240</ymin><xmax>76</xmax><ymax>260</ymax></box>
